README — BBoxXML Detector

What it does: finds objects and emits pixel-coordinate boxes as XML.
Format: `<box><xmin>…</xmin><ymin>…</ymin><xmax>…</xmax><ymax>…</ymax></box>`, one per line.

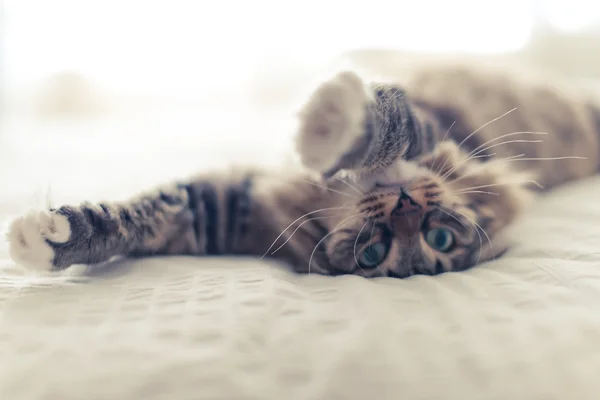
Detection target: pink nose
<box><xmin>391</xmin><ymin>191</ymin><xmax>423</xmax><ymax>234</ymax></box>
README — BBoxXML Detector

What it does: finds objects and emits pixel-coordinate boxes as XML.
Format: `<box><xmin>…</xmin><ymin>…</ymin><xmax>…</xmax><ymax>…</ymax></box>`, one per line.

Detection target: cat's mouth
<box><xmin>374</xmin><ymin>181</ymin><xmax>412</xmax><ymax>190</ymax></box>
<box><xmin>391</xmin><ymin>208</ymin><xmax>420</xmax><ymax>217</ymax></box>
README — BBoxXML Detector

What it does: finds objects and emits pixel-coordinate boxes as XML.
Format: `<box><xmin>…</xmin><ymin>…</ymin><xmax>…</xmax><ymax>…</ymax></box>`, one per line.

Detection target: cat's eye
<box><xmin>357</xmin><ymin>242</ymin><xmax>390</xmax><ymax>269</ymax></box>
<box><xmin>425</xmin><ymin>228</ymin><xmax>454</xmax><ymax>252</ymax></box>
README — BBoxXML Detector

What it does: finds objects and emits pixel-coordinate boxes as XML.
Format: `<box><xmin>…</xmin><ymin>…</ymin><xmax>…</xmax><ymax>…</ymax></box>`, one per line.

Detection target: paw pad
<box><xmin>6</xmin><ymin>210</ymin><xmax>71</xmax><ymax>272</ymax></box>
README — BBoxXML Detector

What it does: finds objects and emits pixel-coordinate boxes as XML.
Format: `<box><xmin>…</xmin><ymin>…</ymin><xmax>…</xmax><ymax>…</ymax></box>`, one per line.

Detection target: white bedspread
<box><xmin>1</xmin><ymin>171</ymin><xmax>600</xmax><ymax>399</ymax></box>
<box><xmin>1</xmin><ymin>107</ymin><xmax>600</xmax><ymax>399</ymax></box>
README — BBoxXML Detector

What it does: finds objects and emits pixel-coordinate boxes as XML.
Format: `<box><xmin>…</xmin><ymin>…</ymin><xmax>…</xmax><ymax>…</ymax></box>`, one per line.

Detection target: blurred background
<box><xmin>1</xmin><ymin>0</ymin><xmax>600</xmax><ymax>208</ymax></box>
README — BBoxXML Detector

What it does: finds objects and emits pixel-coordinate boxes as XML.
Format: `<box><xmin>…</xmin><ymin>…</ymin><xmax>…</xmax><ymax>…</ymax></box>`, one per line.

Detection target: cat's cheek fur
<box><xmin>5</xmin><ymin>210</ymin><xmax>71</xmax><ymax>272</ymax></box>
<box><xmin>295</xmin><ymin>71</ymin><xmax>372</xmax><ymax>174</ymax></box>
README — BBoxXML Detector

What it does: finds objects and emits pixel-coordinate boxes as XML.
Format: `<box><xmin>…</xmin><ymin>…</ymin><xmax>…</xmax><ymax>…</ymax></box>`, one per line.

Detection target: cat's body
<box><xmin>7</xmin><ymin>64</ymin><xmax>600</xmax><ymax>278</ymax></box>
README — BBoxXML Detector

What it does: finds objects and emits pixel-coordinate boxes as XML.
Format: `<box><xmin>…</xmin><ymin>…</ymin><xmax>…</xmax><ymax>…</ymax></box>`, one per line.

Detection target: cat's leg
<box><xmin>6</xmin><ymin>173</ymin><xmax>255</xmax><ymax>272</ymax></box>
<box><xmin>295</xmin><ymin>71</ymin><xmax>440</xmax><ymax>178</ymax></box>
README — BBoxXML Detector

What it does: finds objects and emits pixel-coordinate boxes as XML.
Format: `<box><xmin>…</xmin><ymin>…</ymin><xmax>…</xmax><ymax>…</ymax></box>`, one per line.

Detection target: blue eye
<box><xmin>425</xmin><ymin>228</ymin><xmax>454</xmax><ymax>252</ymax></box>
<box><xmin>358</xmin><ymin>242</ymin><xmax>389</xmax><ymax>268</ymax></box>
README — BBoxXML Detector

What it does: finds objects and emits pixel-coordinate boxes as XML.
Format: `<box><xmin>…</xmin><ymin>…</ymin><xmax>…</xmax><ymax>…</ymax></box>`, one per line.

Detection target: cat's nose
<box><xmin>393</xmin><ymin>190</ymin><xmax>421</xmax><ymax>214</ymax></box>
<box><xmin>390</xmin><ymin>190</ymin><xmax>423</xmax><ymax>234</ymax></box>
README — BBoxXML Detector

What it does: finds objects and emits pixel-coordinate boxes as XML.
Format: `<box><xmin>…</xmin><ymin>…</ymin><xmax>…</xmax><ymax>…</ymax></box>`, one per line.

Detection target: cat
<box><xmin>6</xmin><ymin>63</ymin><xmax>600</xmax><ymax>278</ymax></box>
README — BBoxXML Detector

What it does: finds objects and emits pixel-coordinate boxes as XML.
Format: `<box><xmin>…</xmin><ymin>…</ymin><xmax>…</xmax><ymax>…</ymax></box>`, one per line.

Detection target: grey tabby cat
<box><xmin>7</xmin><ymin>64</ymin><xmax>600</xmax><ymax>278</ymax></box>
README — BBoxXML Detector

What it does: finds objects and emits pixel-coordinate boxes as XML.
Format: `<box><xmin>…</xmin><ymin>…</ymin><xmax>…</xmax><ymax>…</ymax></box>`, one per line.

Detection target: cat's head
<box><xmin>322</xmin><ymin>141</ymin><xmax>535</xmax><ymax>278</ymax></box>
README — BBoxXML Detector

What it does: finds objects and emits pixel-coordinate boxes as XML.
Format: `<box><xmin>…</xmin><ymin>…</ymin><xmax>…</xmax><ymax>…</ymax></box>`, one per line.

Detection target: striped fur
<box><xmin>7</xmin><ymin>63</ymin><xmax>600</xmax><ymax>277</ymax></box>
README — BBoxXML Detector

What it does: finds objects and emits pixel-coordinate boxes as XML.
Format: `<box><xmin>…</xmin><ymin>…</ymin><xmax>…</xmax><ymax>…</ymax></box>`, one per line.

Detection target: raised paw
<box><xmin>6</xmin><ymin>210</ymin><xmax>71</xmax><ymax>272</ymax></box>
<box><xmin>295</xmin><ymin>70</ymin><xmax>373</xmax><ymax>176</ymax></box>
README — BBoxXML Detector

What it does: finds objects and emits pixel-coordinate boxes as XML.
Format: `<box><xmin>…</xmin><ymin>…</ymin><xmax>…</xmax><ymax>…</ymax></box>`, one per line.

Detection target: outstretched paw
<box><xmin>295</xmin><ymin>70</ymin><xmax>373</xmax><ymax>176</ymax></box>
<box><xmin>6</xmin><ymin>210</ymin><xmax>71</xmax><ymax>272</ymax></box>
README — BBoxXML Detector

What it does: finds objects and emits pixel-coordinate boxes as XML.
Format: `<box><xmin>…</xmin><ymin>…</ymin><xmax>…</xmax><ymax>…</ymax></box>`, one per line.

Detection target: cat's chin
<box><xmin>328</xmin><ymin>160</ymin><xmax>426</xmax><ymax>193</ymax></box>
<box><xmin>367</xmin><ymin>159</ymin><xmax>429</xmax><ymax>185</ymax></box>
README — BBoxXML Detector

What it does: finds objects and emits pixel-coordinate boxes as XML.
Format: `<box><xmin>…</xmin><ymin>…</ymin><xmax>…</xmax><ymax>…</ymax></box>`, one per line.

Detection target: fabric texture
<box><xmin>1</xmin><ymin>174</ymin><xmax>600</xmax><ymax>400</ymax></box>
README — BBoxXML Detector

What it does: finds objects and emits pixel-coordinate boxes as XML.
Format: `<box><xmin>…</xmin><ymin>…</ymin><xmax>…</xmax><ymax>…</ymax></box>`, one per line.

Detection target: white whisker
<box><xmin>440</xmin><ymin>139</ymin><xmax>543</xmax><ymax>182</ymax></box>
<box><xmin>436</xmin><ymin>207</ymin><xmax>470</xmax><ymax>230</ymax></box>
<box><xmin>352</xmin><ymin>212</ymin><xmax>372</xmax><ymax>276</ymax></box>
<box><xmin>438</xmin><ymin>205</ymin><xmax>490</xmax><ymax>265</ymax></box>
<box><xmin>270</xmin><ymin>214</ymin><xmax>344</xmax><ymax>256</ymax></box>
<box><xmin>469</xmin><ymin>153</ymin><xmax>496</xmax><ymax>160</ymax></box>
<box><xmin>301</xmin><ymin>179</ymin><xmax>359</xmax><ymax>199</ymax></box>
<box><xmin>498</xmin><ymin>153</ymin><xmax>526</xmax><ymax>161</ymax></box>
<box><xmin>438</xmin><ymin>207</ymin><xmax>484</xmax><ymax>265</ymax></box>
<box><xmin>457</xmin><ymin>107</ymin><xmax>517</xmax><ymax>151</ymax></box>
<box><xmin>308</xmin><ymin>212</ymin><xmax>364</xmax><ymax>275</ymax></box>
<box><xmin>434</xmin><ymin>108</ymin><xmax>517</xmax><ymax>178</ymax></box>
<box><xmin>465</xmin><ymin>131</ymin><xmax>547</xmax><ymax>159</ymax></box>
<box><xmin>446</xmin><ymin>153</ymin><xmax>526</xmax><ymax>186</ymax></box>
<box><xmin>336</xmin><ymin>177</ymin><xmax>364</xmax><ymax>196</ymax></box>
<box><xmin>467</xmin><ymin>139</ymin><xmax>543</xmax><ymax>160</ymax></box>
<box><xmin>260</xmin><ymin>203</ymin><xmax>351</xmax><ymax>259</ymax></box>
<box><xmin>454</xmin><ymin>180</ymin><xmax>542</xmax><ymax>192</ymax></box>
<box><xmin>431</xmin><ymin>121</ymin><xmax>455</xmax><ymax>174</ymax></box>
<box><xmin>453</xmin><ymin>190</ymin><xmax>499</xmax><ymax>196</ymax></box>
<box><xmin>368</xmin><ymin>216</ymin><xmax>377</xmax><ymax>242</ymax></box>
<box><xmin>504</xmin><ymin>156</ymin><xmax>588</xmax><ymax>162</ymax></box>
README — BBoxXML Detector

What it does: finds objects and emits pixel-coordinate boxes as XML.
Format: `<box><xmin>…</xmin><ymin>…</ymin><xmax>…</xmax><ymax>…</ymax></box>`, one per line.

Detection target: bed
<box><xmin>2</xmin><ymin>109</ymin><xmax>600</xmax><ymax>400</ymax></box>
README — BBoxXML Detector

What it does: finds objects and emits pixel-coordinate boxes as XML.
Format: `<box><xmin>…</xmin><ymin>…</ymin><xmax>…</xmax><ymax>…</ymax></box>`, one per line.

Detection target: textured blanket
<box><xmin>1</xmin><ymin>173</ymin><xmax>600</xmax><ymax>400</ymax></box>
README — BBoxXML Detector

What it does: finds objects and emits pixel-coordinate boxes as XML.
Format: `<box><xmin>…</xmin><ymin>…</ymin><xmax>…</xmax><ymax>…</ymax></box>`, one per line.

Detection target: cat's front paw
<box><xmin>295</xmin><ymin>71</ymin><xmax>373</xmax><ymax>176</ymax></box>
<box><xmin>6</xmin><ymin>210</ymin><xmax>71</xmax><ymax>272</ymax></box>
